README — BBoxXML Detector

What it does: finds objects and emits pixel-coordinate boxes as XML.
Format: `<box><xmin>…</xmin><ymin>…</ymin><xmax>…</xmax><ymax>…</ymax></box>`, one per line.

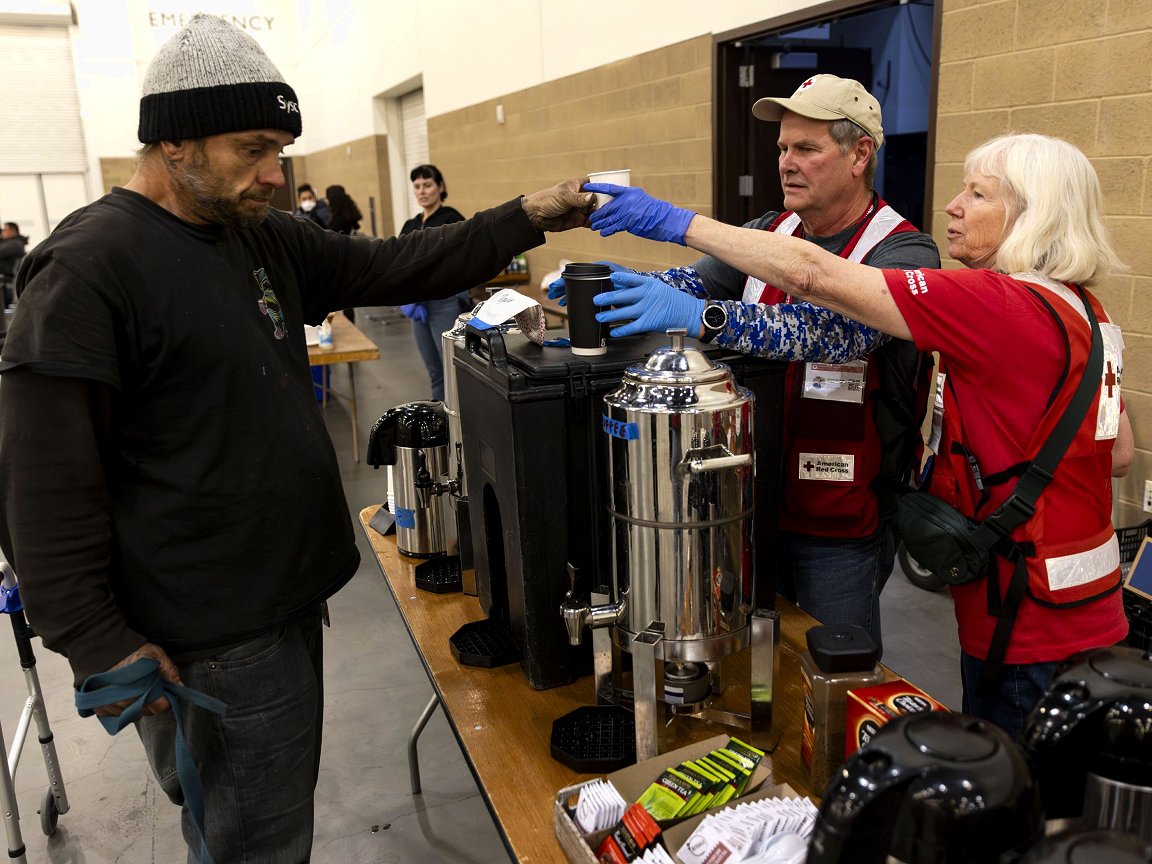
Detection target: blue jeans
<box><xmin>776</xmin><ymin>522</ymin><xmax>895</xmax><ymax>657</ymax></box>
<box><xmin>960</xmin><ymin>651</ymin><xmax>1059</xmax><ymax>739</ymax></box>
<box><xmin>412</xmin><ymin>294</ymin><xmax>468</xmax><ymax>402</ymax></box>
<box><xmin>136</xmin><ymin>607</ymin><xmax>324</xmax><ymax>863</ymax></box>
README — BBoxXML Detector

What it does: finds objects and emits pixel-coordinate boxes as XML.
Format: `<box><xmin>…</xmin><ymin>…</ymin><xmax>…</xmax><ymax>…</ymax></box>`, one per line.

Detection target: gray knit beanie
<box><xmin>138</xmin><ymin>14</ymin><xmax>302</xmax><ymax>143</ymax></box>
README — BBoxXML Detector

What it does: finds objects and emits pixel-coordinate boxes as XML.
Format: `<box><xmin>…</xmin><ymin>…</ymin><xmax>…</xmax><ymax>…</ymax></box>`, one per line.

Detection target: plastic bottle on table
<box><xmin>799</xmin><ymin>624</ymin><xmax>884</xmax><ymax>794</ymax></box>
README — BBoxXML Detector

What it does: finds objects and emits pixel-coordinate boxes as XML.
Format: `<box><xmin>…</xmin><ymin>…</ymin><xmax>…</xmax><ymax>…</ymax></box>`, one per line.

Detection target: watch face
<box><xmin>704</xmin><ymin>304</ymin><xmax>726</xmax><ymax>329</ymax></box>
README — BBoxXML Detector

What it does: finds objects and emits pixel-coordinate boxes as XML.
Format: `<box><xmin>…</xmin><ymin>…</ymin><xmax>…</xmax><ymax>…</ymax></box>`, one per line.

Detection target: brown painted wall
<box><xmin>99</xmin><ymin>157</ymin><xmax>136</xmax><ymax>193</ymax></box>
<box><xmin>933</xmin><ymin>0</ymin><xmax>1152</xmax><ymax>527</ymax></box>
<box><xmin>427</xmin><ymin>35</ymin><xmax>713</xmax><ymax>282</ymax></box>
<box><xmin>292</xmin><ymin>133</ymin><xmax>394</xmax><ymax>238</ymax></box>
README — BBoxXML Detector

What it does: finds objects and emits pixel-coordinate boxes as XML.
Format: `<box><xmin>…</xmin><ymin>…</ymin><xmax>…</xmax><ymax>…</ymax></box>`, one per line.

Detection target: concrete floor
<box><xmin>0</xmin><ymin>306</ymin><xmax>961</xmax><ymax>863</ymax></box>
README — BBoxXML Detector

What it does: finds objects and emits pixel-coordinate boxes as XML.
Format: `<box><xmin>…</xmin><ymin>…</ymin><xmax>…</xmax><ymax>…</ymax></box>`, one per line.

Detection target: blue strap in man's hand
<box><xmin>76</xmin><ymin>658</ymin><xmax>226</xmax><ymax>864</ymax></box>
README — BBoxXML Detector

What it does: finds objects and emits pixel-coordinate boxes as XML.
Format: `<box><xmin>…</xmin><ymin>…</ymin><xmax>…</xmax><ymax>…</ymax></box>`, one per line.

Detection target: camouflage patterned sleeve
<box><xmin>630</xmin><ymin>263</ymin><xmax>890</xmax><ymax>362</ymax></box>
<box><xmin>714</xmin><ymin>300</ymin><xmax>891</xmax><ymax>362</ymax></box>
<box><xmin>635</xmin><ymin>266</ymin><xmax>711</xmax><ymax>299</ymax></box>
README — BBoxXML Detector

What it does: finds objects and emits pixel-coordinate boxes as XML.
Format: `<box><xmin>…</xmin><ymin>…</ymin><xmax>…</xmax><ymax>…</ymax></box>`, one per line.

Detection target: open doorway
<box><xmin>713</xmin><ymin>0</ymin><xmax>937</xmax><ymax>230</ymax></box>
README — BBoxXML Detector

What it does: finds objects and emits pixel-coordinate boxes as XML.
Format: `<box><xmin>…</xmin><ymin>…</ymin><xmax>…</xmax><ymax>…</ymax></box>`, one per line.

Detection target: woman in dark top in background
<box><xmin>398</xmin><ymin>164</ymin><xmax>470</xmax><ymax>401</ymax></box>
<box><xmin>325</xmin><ymin>184</ymin><xmax>362</xmax><ymax>235</ymax></box>
<box><xmin>325</xmin><ymin>184</ymin><xmax>363</xmax><ymax>322</ymax></box>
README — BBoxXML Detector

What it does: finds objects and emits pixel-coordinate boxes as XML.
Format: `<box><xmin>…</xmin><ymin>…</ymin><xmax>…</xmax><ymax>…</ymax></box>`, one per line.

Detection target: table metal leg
<box><xmin>408</xmin><ymin>693</ymin><xmax>440</xmax><ymax>795</ymax></box>
<box><xmin>347</xmin><ymin>362</ymin><xmax>359</xmax><ymax>462</ymax></box>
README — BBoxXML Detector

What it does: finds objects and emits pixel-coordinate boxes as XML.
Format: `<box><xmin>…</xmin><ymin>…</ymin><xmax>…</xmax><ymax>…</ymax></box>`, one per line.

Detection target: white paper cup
<box><xmin>587</xmin><ymin>169</ymin><xmax>631</xmax><ymax>209</ymax></box>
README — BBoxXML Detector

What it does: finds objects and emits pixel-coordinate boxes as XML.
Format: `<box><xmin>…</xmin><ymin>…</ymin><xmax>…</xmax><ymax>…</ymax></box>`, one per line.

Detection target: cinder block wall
<box><xmin>427</xmin><ymin>35</ymin><xmax>713</xmax><ymax>282</ymax></box>
<box><xmin>934</xmin><ymin>0</ymin><xmax>1152</xmax><ymax>527</ymax></box>
<box><xmin>99</xmin><ymin>157</ymin><xmax>136</xmax><ymax>193</ymax></box>
<box><xmin>294</xmin><ymin>134</ymin><xmax>394</xmax><ymax>238</ymax></box>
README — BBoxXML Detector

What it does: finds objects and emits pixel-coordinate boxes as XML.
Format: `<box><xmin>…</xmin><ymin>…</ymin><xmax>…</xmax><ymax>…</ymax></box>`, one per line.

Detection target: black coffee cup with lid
<box><xmin>562</xmin><ymin>262</ymin><xmax>610</xmax><ymax>356</ymax></box>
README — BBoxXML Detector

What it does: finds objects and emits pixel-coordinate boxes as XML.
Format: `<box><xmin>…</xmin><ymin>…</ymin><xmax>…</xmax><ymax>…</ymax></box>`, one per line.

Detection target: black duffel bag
<box><xmin>896</xmin><ymin>492</ymin><xmax>993</xmax><ymax>586</ymax></box>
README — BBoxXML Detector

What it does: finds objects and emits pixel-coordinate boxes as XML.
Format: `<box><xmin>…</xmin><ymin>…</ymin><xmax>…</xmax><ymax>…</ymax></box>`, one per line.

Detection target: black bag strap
<box><xmin>974</xmin><ymin>286</ymin><xmax>1103</xmax><ymax>551</ymax></box>
<box><xmin>979</xmin><ymin>546</ymin><xmax>1034</xmax><ymax>699</ymax></box>
<box><xmin>971</xmin><ymin>284</ymin><xmax>1104</xmax><ymax>699</ymax></box>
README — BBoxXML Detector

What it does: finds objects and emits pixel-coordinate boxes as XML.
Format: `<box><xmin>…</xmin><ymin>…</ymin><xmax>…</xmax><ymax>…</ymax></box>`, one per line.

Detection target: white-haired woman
<box><xmin>586</xmin><ymin>134</ymin><xmax>1133</xmax><ymax>736</ymax></box>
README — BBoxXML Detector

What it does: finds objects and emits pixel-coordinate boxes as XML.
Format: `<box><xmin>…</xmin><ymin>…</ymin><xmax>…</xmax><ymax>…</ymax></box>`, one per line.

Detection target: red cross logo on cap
<box><xmin>800</xmin><ymin>78</ymin><xmax>814</xmax><ymax>89</ymax></box>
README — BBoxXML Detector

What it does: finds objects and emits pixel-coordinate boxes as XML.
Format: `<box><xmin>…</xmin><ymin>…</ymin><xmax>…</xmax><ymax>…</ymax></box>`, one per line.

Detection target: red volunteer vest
<box><xmin>930</xmin><ymin>277</ymin><xmax>1122</xmax><ymax>607</ymax></box>
<box><xmin>746</xmin><ymin>201</ymin><xmax>917</xmax><ymax>538</ymax></box>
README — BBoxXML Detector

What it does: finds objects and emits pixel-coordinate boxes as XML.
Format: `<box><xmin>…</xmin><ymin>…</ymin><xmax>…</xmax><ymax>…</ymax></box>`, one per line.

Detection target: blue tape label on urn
<box><xmin>602</xmin><ymin>415</ymin><xmax>639</xmax><ymax>440</ymax></box>
<box><xmin>395</xmin><ymin>507</ymin><xmax>416</xmax><ymax>529</ymax></box>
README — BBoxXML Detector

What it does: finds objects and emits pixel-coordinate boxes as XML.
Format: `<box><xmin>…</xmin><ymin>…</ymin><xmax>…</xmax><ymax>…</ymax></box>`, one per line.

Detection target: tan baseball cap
<box><xmin>752</xmin><ymin>74</ymin><xmax>884</xmax><ymax>148</ymax></box>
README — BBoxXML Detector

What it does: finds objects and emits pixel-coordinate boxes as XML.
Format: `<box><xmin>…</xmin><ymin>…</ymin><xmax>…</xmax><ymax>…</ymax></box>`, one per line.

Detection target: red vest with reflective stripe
<box><xmin>930</xmin><ymin>278</ymin><xmax>1121</xmax><ymax>606</ymax></box>
<box><xmin>748</xmin><ymin>202</ymin><xmax>917</xmax><ymax>537</ymax></box>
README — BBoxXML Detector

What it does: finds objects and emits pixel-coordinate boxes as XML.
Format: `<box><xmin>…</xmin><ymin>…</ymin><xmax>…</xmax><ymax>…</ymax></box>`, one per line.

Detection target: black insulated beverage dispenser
<box><xmin>366</xmin><ymin>402</ymin><xmax>458</xmax><ymax>560</ymax></box>
<box><xmin>808</xmin><ymin>712</ymin><xmax>1044</xmax><ymax>863</ymax></box>
<box><xmin>1019</xmin><ymin>645</ymin><xmax>1152</xmax><ymax>839</ymax></box>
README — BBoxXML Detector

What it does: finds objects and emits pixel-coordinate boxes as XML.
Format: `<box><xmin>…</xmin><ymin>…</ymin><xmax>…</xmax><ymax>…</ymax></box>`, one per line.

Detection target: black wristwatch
<box><xmin>699</xmin><ymin>302</ymin><xmax>727</xmax><ymax>343</ymax></box>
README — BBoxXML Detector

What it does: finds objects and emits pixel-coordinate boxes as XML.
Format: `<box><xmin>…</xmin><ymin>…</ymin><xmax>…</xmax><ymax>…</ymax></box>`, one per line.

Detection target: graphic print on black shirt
<box><xmin>252</xmin><ymin>267</ymin><xmax>286</xmax><ymax>339</ymax></box>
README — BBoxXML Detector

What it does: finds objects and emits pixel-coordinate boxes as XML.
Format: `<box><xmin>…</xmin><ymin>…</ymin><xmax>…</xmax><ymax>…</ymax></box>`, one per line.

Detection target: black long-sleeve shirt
<box><xmin>0</xmin><ymin>188</ymin><xmax>541</xmax><ymax>683</ymax></box>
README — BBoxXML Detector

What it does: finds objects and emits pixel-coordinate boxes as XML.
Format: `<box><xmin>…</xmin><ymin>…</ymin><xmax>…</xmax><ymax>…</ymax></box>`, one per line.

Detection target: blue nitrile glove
<box><xmin>546</xmin><ymin>261</ymin><xmax>634</xmax><ymax>307</ymax></box>
<box><xmin>586</xmin><ymin>184</ymin><xmax>696</xmax><ymax>245</ymax></box>
<box><xmin>399</xmin><ymin>303</ymin><xmax>428</xmax><ymax>323</ymax></box>
<box><xmin>593</xmin><ymin>271</ymin><xmax>705</xmax><ymax>339</ymax></box>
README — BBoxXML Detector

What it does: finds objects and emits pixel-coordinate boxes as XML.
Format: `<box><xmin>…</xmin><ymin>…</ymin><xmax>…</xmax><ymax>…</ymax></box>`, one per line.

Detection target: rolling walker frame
<box><xmin>1</xmin><ymin>559</ymin><xmax>69</xmax><ymax>863</ymax></box>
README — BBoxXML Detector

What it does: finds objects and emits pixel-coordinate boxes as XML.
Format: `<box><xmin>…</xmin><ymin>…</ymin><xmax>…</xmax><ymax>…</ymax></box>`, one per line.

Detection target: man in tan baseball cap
<box><xmin>576</xmin><ymin>72</ymin><xmax>939</xmax><ymax>655</ymax></box>
<box><xmin>753</xmin><ymin>74</ymin><xmax>884</xmax><ymax>145</ymax></box>
<box><xmin>751</xmin><ymin>74</ymin><xmax>886</xmax><ymax>235</ymax></box>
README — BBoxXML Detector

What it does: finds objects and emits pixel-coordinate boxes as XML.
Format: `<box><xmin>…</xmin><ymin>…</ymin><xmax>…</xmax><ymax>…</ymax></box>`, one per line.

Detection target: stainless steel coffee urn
<box><xmin>1020</xmin><ymin>646</ymin><xmax>1152</xmax><ymax>840</ymax></box>
<box><xmin>561</xmin><ymin>330</ymin><xmax>777</xmax><ymax>760</ymax></box>
<box><xmin>366</xmin><ymin>401</ymin><xmax>457</xmax><ymax>558</ymax></box>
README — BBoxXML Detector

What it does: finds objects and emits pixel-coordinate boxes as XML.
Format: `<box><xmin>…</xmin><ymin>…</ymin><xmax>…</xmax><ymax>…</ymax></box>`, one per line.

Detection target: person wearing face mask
<box><xmin>293</xmin><ymin>183</ymin><xmax>331</xmax><ymax>228</ymax></box>
<box><xmin>398</xmin><ymin>163</ymin><xmax>470</xmax><ymax>402</ymax></box>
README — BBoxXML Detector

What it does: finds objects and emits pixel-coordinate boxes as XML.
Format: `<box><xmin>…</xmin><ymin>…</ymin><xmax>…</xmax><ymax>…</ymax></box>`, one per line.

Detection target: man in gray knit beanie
<box><xmin>0</xmin><ymin>13</ymin><xmax>593</xmax><ymax>864</ymax></box>
<box><xmin>129</xmin><ymin>13</ymin><xmax>308</xmax><ymax>231</ymax></box>
<box><xmin>116</xmin><ymin>14</ymin><xmax>310</xmax><ymax>231</ymax></box>
<box><xmin>138</xmin><ymin>14</ymin><xmax>302</xmax><ymax>143</ymax></box>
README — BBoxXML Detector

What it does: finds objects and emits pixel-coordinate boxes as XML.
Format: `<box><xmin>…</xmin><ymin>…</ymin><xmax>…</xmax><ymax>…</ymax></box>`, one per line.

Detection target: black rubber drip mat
<box><xmin>413</xmin><ymin>556</ymin><xmax>462</xmax><ymax>594</ymax></box>
<box><xmin>449</xmin><ymin>619</ymin><xmax>520</xmax><ymax>668</ymax></box>
<box><xmin>550</xmin><ymin>705</ymin><xmax>637</xmax><ymax>773</ymax></box>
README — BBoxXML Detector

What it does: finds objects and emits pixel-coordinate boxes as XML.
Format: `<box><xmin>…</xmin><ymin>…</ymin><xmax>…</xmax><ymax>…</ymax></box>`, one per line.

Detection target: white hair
<box><xmin>965</xmin><ymin>133</ymin><xmax>1124</xmax><ymax>285</ymax></box>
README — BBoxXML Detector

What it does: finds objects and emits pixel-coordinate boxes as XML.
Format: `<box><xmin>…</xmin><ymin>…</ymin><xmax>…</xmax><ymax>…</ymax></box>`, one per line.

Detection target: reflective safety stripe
<box><xmin>742</xmin><ymin>276</ymin><xmax>766</xmax><ymax>304</ymax></box>
<box><xmin>775</xmin><ymin>213</ymin><xmax>803</xmax><ymax>235</ymax></box>
<box><xmin>1044</xmin><ymin>532</ymin><xmax>1120</xmax><ymax>592</ymax></box>
<box><xmin>742</xmin><ymin>213</ymin><xmax>800</xmax><ymax>302</ymax></box>
<box><xmin>846</xmin><ymin>205</ymin><xmax>902</xmax><ymax>263</ymax></box>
